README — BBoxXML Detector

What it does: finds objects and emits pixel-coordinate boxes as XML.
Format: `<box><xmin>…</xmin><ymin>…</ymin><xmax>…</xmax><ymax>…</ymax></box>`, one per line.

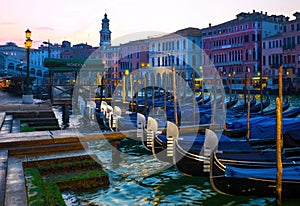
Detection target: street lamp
<box><xmin>43</xmin><ymin>39</ymin><xmax>51</xmax><ymax>58</ymax></box>
<box><xmin>229</xmin><ymin>71</ymin><xmax>236</xmax><ymax>102</ymax></box>
<box><xmin>22</xmin><ymin>28</ymin><xmax>33</xmax><ymax>104</ymax></box>
<box><xmin>20</xmin><ymin>60</ymin><xmax>23</xmax><ymax>75</ymax></box>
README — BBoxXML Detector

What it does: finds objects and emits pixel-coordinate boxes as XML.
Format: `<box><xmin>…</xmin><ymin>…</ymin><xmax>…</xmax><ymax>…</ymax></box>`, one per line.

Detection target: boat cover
<box><xmin>225</xmin><ymin>165</ymin><xmax>300</xmax><ymax>181</ymax></box>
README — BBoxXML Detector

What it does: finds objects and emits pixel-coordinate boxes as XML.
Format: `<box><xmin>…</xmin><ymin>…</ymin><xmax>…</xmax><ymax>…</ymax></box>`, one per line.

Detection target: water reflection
<box><xmin>60</xmin><ymin>94</ymin><xmax>300</xmax><ymax>205</ymax></box>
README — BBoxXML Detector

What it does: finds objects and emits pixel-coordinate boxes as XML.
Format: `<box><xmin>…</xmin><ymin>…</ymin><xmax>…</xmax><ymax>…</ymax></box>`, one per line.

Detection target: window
<box><xmin>292</xmin><ymin>36</ymin><xmax>296</xmax><ymax>48</ymax></box>
<box><xmin>297</xmin><ymin>36</ymin><xmax>300</xmax><ymax>45</ymax></box>
<box><xmin>252</xmin><ymin>34</ymin><xmax>256</xmax><ymax>41</ymax></box>
<box><xmin>297</xmin><ymin>23</ymin><xmax>300</xmax><ymax>31</ymax></box>
<box><xmin>291</xmin><ymin>24</ymin><xmax>295</xmax><ymax>32</ymax></box>
<box><xmin>244</xmin><ymin>24</ymin><xmax>248</xmax><ymax>29</ymax></box>
<box><xmin>244</xmin><ymin>35</ymin><xmax>249</xmax><ymax>43</ymax></box>
<box><xmin>192</xmin><ymin>40</ymin><xmax>196</xmax><ymax>50</ymax></box>
<box><xmin>283</xmin><ymin>26</ymin><xmax>287</xmax><ymax>32</ymax></box>
<box><xmin>263</xmin><ymin>42</ymin><xmax>266</xmax><ymax>49</ymax></box>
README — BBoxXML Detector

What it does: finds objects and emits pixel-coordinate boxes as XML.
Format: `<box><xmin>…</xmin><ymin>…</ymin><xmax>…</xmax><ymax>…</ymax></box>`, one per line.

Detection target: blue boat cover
<box><xmin>225</xmin><ymin>165</ymin><xmax>300</xmax><ymax>181</ymax></box>
<box><xmin>226</xmin><ymin>116</ymin><xmax>300</xmax><ymax>140</ymax></box>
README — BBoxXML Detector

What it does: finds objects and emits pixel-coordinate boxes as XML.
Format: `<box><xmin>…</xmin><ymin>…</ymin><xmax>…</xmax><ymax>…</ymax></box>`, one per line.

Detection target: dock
<box><xmin>0</xmin><ymin>102</ymin><xmax>112</xmax><ymax>206</ymax></box>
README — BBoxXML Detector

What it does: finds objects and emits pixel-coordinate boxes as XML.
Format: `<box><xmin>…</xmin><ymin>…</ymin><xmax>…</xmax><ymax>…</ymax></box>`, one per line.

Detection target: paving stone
<box><xmin>5</xmin><ymin>157</ymin><xmax>27</xmax><ymax>206</ymax></box>
<box><xmin>0</xmin><ymin>150</ymin><xmax>8</xmax><ymax>206</ymax></box>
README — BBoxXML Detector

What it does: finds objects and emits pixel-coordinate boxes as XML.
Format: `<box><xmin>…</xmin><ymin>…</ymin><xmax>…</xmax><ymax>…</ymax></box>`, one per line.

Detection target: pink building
<box><xmin>282</xmin><ymin>12</ymin><xmax>300</xmax><ymax>93</ymax></box>
<box><xmin>201</xmin><ymin>10</ymin><xmax>287</xmax><ymax>81</ymax></box>
<box><xmin>119</xmin><ymin>39</ymin><xmax>150</xmax><ymax>74</ymax></box>
<box><xmin>261</xmin><ymin>34</ymin><xmax>282</xmax><ymax>91</ymax></box>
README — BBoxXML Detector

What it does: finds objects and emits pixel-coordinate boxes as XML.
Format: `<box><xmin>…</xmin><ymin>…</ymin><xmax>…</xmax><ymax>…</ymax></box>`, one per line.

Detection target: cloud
<box><xmin>34</xmin><ymin>26</ymin><xmax>55</xmax><ymax>31</ymax></box>
<box><xmin>0</xmin><ymin>22</ymin><xmax>16</xmax><ymax>25</ymax></box>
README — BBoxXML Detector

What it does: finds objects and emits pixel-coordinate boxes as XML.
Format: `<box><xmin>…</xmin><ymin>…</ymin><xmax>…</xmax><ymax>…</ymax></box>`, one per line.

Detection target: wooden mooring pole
<box><xmin>172</xmin><ymin>65</ymin><xmax>178</xmax><ymax>126</ymax></box>
<box><xmin>246</xmin><ymin>68</ymin><xmax>251</xmax><ymax>141</ymax></box>
<box><xmin>276</xmin><ymin>66</ymin><xmax>283</xmax><ymax>205</ymax></box>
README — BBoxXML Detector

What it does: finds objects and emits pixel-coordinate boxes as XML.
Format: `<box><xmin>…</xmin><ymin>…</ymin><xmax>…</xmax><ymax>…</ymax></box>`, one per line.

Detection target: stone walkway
<box><xmin>4</xmin><ymin>156</ymin><xmax>27</xmax><ymax>206</ymax></box>
<box><xmin>0</xmin><ymin>150</ymin><xmax>8</xmax><ymax>206</ymax></box>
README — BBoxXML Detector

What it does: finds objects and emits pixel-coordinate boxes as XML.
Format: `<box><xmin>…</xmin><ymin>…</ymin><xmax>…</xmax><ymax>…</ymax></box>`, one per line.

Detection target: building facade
<box><xmin>201</xmin><ymin>10</ymin><xmax>287</xmax><ymax>81</ymax></box>
<box><xmin>149</xmin><ymin>27</ymin><xmax>202</xmax><ymax>81</ymax></box>
<box><xmin>282</xmin><ymin>12</ymin><xmax>300</xmax><ymax>92</ymax></box>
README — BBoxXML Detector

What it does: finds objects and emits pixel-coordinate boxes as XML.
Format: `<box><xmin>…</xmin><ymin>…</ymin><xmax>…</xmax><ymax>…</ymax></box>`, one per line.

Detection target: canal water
<box><xmin>56</xmin><ymin>94</ymin><xmax>300</xmax><ymax>206</ymax></box>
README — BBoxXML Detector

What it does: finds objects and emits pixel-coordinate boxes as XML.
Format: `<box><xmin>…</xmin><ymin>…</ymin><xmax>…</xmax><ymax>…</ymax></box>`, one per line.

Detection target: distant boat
<box><xmin>249</xmin><ymin>95</ymin><xmax>270</xmax><ymax>113</ymax></box>
<box><xmin>230</xmin><ymin>95</ymin><xmax>256</xmax><ymax>111</ymax></box>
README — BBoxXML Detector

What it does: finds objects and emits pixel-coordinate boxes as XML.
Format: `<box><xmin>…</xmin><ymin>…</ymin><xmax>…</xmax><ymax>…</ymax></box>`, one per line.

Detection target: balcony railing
<box><xmin>212</xmin><ymin>43</ymin><xmax>244</xmax><ymax>51</ymax></box>
<box><xmin>214</xmin><ymin>60</ymin><xmax>243</xmax><ymax>66</ymax></box>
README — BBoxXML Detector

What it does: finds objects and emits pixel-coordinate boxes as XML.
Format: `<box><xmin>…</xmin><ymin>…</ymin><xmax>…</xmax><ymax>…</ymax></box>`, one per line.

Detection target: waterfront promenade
<box><xmin>0</xmin><ymin>91</ymin><xmax>88</xmax><ymax>206</ymax></box>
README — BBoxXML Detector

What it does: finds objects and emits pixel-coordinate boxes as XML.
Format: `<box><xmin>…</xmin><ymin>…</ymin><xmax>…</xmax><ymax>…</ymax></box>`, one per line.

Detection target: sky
<box><xmin>1</xmin><ymin>0</ymin><xmax>299</xmax><ymax>48</ymax></box>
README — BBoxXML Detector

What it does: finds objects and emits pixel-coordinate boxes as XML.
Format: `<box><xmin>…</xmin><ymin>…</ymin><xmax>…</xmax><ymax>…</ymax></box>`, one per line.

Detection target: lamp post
<box><xmin>43</xmin><ymin>39</ymin><xmax>51</xmax><ymax>58</ymax></box>
<box><xmin>22</xmin><ymin>29</ymin><xmax>33</xmax><ymax>104</ymax></box>
<box><xmin>20</xmin><ymin>60</ymin><xmax>23</xmax><ymax>76</ymax></box>
<box><xmin>229</xmin><ymin>71</ymin><xmax>236</xmax><ymax>102</ymax></box>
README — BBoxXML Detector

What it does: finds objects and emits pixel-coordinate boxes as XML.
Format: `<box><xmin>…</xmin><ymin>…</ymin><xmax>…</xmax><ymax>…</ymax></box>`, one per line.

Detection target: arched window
<box><xmin>30</xmin><ymin>68</ymin><xmax>35</xmax><ymax>75</ymax></box>
<box><xmin>8</xmin><ymin>62</ymin><xmax>14</xmax><ymax>70</ymax></box>
<box><xmin>37</xmin><ymin>69</ymin><xmax>42</xmax><ymax>77</ymax></box>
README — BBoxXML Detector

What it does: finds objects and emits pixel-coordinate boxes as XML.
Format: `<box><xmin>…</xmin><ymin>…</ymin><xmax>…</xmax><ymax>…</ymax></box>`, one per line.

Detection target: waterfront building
<box><xmin>72</xmin><ymin>43</ymin><xmax>97</xmax><ymax>60</ymax></box>
<box><xmin>119</xmin><ymin>39</ymin><xmax>150</xmax><ymax>74</ymax></box>
<box><xmin>261</xmin><ymin>34</ymin><xmax>282</xmax><ymax>91</ymax></box>
<box><xmin>148</xmin><ymin>27</ymin><xmax>202</xmax><ymax>82</ymax></box>
<box><xmin>282</xmin><ymin>12</ymin><xmax>300</xmax><ymax>92</ymax></box>
<box><xmin>0</xmin><ymin>42</ymin><xmax>49</xmax><ymax>87</ymax></box>
<box><xmin>100</xmin><ymin>45</ymin><xmax>120</xmax><ymax>92</ymax></box>
<box><xmin>201</xmin><ymin>10</ymin><xmax>287</xmax><ymax>81</ymax></box>
<box><xmin>0</xmin><ymin>42</ymin><xmax>26</xmax><ymax>61</ymax></box>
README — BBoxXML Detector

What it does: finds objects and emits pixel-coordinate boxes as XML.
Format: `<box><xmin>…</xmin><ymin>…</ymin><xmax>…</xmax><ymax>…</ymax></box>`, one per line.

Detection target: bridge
<box><xmin>0</xmin><ymin>53</ymin><xmax>49</xmax><ymax>87</ymax></box>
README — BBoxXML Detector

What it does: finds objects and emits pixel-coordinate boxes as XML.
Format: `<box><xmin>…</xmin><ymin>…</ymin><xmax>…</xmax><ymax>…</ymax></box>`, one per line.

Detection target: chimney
<box><xmin>209</xmin><ymin>23</ymin><xmax>212</xmax><ymax>28</ymax></box>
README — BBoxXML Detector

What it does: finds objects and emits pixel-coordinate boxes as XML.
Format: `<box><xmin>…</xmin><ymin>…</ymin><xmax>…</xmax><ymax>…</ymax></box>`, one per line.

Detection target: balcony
<box><xmin>283</xmin><ymin>63</ymin><xmax>296</xmax><ymax>68</ymax></box>
<box><xmin>212</xmin><ymin>43</ymin><xmax>244</xmax><ymax>51</ymax></box>
<box><xmin>214</xmin><ymin>60</ymin><xmax>243</xmax><ymax>67</ymax></box>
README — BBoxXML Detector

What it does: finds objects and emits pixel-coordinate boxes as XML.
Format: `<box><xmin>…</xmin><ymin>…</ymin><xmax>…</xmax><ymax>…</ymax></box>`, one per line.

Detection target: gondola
<box><xmin>249</xmin><ymin>95</ymin><xmax>270</xmax><ymax>113</ymax></box>
<box><xmin>229</xmin><ymin>95</ymin><xmax>256</xmax><ymax>111</ymax></box>
<box><xmin>233</xmin><ymin>98</ymin><xmax>290</xmax><ymax>118</ymax></box>
<box><xmin>210</xmin><ymin>143</ymin><xmax>300</xmax><ymax>198</ymax></box>
<box><xmin>226</xmin><ymin>94</ymin><xmax>238</xmax><ymax>109</ymax></box>
<box><xmin>197</xmin><ymin>94</ymin><xmax>212</xmax><ymax>106</ymax></box>
<box><xmin>155</xmin><ymin>119</ymin><xmax>300</xmax><ymax>176</ymax></box>
<box><xmin>262</xmin><ymin>98</ymin><xmax>290</xmax><ymax>116</ymax></box>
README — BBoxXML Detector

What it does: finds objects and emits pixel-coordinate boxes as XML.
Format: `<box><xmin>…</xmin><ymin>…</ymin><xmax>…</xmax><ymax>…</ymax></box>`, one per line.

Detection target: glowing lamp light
<box><xmin>25</xmin><ymin>29</ymin><xmax>31</xmax><ymax>39</ymax></box>
<box><xmin>24</xmin><ymin>38</ymin><xmax>32</xmax><ymax>48</ymax></box>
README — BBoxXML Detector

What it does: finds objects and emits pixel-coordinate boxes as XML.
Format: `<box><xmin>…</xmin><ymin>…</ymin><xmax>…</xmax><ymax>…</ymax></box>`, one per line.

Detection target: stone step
<box><xmin>0</xmin><ymin>112</ymin><xmax>5</xmax><ymax>129</ymax></box>
<box><xmin>9</xmin><ymin>142</ymin><xmax>87</xmax><ymax>156</ymax></box>
<box><xmin>0</xmin><ymin>150</ymin><xmax>8</xmax><ymax>206</ymax></box>
<box><xmin>0</xmin><ymin>115</ymin><xmax>13</xmax><ymax>134</ymax></box>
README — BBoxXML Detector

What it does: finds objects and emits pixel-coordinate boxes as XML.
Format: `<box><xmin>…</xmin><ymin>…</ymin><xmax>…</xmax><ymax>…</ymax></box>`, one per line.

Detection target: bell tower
<box><xmin>99</xmin><ymin>13</ymin><xmax>111</xmax><ymax>46</ymax></box>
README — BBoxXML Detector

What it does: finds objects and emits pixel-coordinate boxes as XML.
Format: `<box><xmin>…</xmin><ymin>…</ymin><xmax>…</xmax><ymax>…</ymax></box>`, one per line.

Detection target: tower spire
<box><xmin>99</xmin><ymin>13</ymin><xmax>111</xmax><ymax>46</ymax></box>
